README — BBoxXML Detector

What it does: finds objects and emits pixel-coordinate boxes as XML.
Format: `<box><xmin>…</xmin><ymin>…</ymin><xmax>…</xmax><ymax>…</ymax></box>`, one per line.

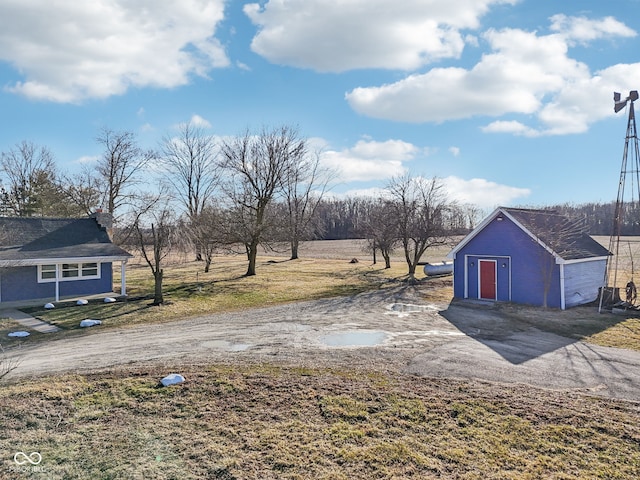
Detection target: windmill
<box><xmin>599</xmin><ymin>90</ymin><xmax>640</xmax><ymax>311</ymax></box>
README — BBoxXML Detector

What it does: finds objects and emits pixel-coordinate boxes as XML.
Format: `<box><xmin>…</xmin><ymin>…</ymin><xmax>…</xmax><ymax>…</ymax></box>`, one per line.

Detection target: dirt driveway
<box><xmin>5</xmin><ymin>285</ymin><xmax>640</xmax><ymax>402</ymax></box>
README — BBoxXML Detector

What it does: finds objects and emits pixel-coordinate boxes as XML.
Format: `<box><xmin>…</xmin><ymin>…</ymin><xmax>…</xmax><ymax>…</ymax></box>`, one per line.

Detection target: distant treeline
<box><xmin>535</xmin><ymin>202</ymin><xmax>631</xmax><ymax>236</ymax></box>
<box><xmin>312</xmin><ymin>199</ymin><xmax>634</xmax><ymax>239</ymax></box>
<box><xmin>312</xmin><ymin>197</ymin><xmax>480</xmax><ymax>240</ymax></box>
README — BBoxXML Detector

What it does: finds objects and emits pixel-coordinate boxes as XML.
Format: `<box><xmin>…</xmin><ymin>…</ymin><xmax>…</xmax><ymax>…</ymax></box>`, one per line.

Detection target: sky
<box><xmin>1</xmin><ymin>0</ymin><xmax>640</xmax><ymax>211</ymax></box>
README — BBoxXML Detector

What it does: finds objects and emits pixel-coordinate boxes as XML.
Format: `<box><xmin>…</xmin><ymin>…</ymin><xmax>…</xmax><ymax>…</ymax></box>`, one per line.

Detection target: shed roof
<box><xmin>450</xmin><ymin>207</ymin><xmax>611</xmax><ymax>261</ymax></box>
<box><xmin>0</xmin><ymin>216</ymin><xmax>131</xmax><ymax>264</ymax></box>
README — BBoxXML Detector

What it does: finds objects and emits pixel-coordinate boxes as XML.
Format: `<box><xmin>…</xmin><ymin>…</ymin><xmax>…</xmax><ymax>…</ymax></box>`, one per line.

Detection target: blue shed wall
<box><xmin>0</xmin><ymin>263</ymin><xmax>113</xmax><ymax>303</ymax></box>
<box><xmin>453</xmin><ymin>215</ymin><xmax>562</xmax><ymax>308</ymax></box>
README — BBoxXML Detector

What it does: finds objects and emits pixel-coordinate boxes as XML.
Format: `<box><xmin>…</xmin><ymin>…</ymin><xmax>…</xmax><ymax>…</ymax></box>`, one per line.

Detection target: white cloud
<box><xmin>244</xmin><ymin>0</ymin><xmax>517</xmax><ymax>72</ymax></box>
<box><xmin>346</xmin><ymin>15</ymin><xmax>639</xmax><ymax>136</ymax></box>
<box><xmin>442</xmin><ymin>176</ymin><xmax>530</xmax><ymax>208</ymax></box>
<box><xmin>0</xmin><ymin>0</ymin><xmax>228</xmax><ymax>103</ymax></box>
<box><xmin>190</xmin><ymin>114</ymin><xmax>212</xmax><ymax>128</ymax></box>
<box><xmin>550</xmin><ymin>14</ymin><xmax>636</xmax><ymax>45</ymax></box>
<box><xmin>481</xmin><ymin>120</ymin><xmax>539</xmax><ymax>137</ymax></box>
<box><xmin>326</xmin><ymin>175</ymin><xmax>530</xmax><ymax>208</ymax></box>
<box><xmin>449</xmin><ymin>146</ymin><xmax>460</xmax><ymax>156</ymax></box>
<box><xmin>320</xmin><ymin>138</ymin><xmax>418</xmax><ymax>182</ymax></box>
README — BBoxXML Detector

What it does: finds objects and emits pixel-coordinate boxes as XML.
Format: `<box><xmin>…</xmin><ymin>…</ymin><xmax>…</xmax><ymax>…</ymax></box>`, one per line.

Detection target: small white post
<box><xmin>55</xmin><ymin>264</ymin><xmax>60</xmax><ymax>302</ymax></box>
<box><xmin>120</xmin><ymin>260</ymin><xmax>127</xmax><ymax>296</ymax></box>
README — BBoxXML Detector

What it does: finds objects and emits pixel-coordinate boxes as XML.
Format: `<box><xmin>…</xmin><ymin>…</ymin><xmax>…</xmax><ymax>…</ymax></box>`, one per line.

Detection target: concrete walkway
<box><xmin>1</xmin><ymin>308</ymin><xmax>60</xmax><ymax>334</ymax></box>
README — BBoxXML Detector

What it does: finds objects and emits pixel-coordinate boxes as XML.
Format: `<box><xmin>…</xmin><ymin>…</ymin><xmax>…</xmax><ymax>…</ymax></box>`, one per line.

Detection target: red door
<box><xmin>479</xmin><ymin>260</ymin><xmax>497</xmax><ymax>300</ymax></box>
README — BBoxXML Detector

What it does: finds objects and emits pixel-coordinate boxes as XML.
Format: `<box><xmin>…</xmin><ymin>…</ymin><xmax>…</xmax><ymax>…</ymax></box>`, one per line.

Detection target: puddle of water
<box><xmin>387</xmin><ymin>303</ymin><xmax>439</xmax><ymax>313</ymax></box>
<box><xmin>392</xmin><ymin>330</ymin><xmax>466</xmax><ymax>337</ymax></box>
<box><xmin>320</xmin><ymin>331</ymin><xmax>387</xmax><ymax>347</ymax></box>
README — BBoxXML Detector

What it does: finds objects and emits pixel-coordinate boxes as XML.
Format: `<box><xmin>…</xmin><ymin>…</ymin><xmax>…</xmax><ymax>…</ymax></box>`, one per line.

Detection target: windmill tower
<box><xmin>599</xmin><ymin>90</ymin><xmax>640</xmax><ymax>311</ymax></box>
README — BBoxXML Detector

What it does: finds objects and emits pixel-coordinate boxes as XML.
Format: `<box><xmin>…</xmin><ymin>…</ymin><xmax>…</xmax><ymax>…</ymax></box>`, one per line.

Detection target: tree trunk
<box><xmin>246</xmin><ymin>241</ymin><xmax>258</xmax><ymax>276</ymax></box>
<box><xmin>290</xmin><ymin>239</ymin><xmax>299</xmax><ymax>260</ymax></box>
<box><xmin>407</xmin><ymin>262</ymin><xmax>417</xmax><ymax>278</ymax></box>
<box><xmin>204</xmin><ymin>255</ymin><xmax>212</xmax><ymax>273</ymax></box>
<box><xmin>382</xmin><ymin>252</ymin><xmax>391</xmax><ymax>269</ymax></box>
<box><xmin>153</xmin><ymin>269</ymin><xmax>164</xmax><ymax>305</ymax></box>
<box><xmin>406</xmin><ymin>253</ymin><xmax>418</xmax><ymax>282</ymax></box>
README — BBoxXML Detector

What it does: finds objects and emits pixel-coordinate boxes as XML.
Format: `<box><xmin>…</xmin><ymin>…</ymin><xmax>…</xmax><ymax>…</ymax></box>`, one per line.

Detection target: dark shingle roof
<box><xmin>503</xmin><ymin>207</ymin><xmax>610</xmax><ymax>260</ymax></box>
<box><xmin>0</xmin><ymin>217</ymin><xmax>131</xmax><ymax>263</ymax></box>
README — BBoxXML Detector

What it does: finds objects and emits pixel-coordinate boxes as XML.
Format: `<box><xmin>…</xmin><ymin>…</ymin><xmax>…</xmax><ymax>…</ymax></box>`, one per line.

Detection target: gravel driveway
<box><xmin>5</xmin><ymin>285</ymin><xmax>640</xmax><ymax>401</ymax></box>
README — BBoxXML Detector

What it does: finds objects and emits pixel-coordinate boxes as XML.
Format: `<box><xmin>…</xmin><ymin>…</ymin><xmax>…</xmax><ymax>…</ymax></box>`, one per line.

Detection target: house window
<box><xmin>62</xmin><ymin>263</ymin><xmax>79</xmax><ymax>278</ymax></box>
<box><xmin>38</xmin><ymin>262</ymin><xmax>101</xmax><ymax>283</ymax></box>
<box><xmin>82</xmin><ymin>263</ymin><xmax>98</xmax><ymax>277</ymax></box>
<box><xmin>40</xmin><ymin>264</ymin><xmax>57</xmax><ymax>280</ymax></box>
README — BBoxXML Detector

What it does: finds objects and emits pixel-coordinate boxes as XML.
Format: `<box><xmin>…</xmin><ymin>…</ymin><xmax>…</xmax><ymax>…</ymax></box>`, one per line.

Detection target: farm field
<box><xmin>1</xmin><ymin>239</ymin><xmax>640</xmax><ymax>479</ymax></box>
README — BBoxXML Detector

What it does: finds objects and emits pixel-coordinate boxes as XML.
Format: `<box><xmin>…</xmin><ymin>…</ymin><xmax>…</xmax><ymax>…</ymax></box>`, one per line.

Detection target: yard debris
<box><xmin>7</xmin><ymin>331</ymin><xmax>30</xmax><ymax>337</ymax></box>
<box><xmin>44</xmin><ymin>303</ymin><xmax>55</xmax><ymax>309</ymax></box>
<box><xmin>76</xmin><ymin>299</ymin><xmax>89</xmax><ymax>306</ymax></box>
<box><xmin>160</xmin><ymin>373</ymin><xmax>185</xmax><ymax>387</ymax></box>
<box><xmin>79</xmin><ymin>319</ymin><xmax>102</xmax><ymax>328</ymax></box>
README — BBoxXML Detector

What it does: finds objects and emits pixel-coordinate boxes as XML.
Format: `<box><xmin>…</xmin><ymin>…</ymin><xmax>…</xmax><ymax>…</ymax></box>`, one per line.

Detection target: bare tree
<box><xmin>361</xmin><ymin>198</ymin><xmax>398</xmax><ymax>269</ymax></box>
<box><xmin>129</xmin><ymin>194</ymin><xmax>177</xmax><ymax>305</ymax></box>
<box><xmin>160</xmin><ymin>122</ymin><xmax>220</xmax><ymax>260</ymax></box>
<box><xmin>96</xmin><ymin>128</ymin><xmax>155</xmax><ymax>219</ymax></box>
<box><xmin>281</xmin><ymin>151</ymin><xmax>333</xmax><ymax>259</ymax></box>
<box><xmin>522</xmin><ymin>210</ymin><xmax>586</xmax><ymax>308</ymax></box>
<box><xmin>220</xmin><ymin>125</ymin><xmax>305</xmax><ymax>276</ymax></box>
<box><xmin>187</xmin><ymin>204</ymin><xmax>227</xmax><ymax>273</ymax></box>
<box><xmin>462</xmin><ymin>203</ymin><xmax>483</xmax><ymax>231</ymax></box>
<box><xmin>387</xmin><ymin>175</ymin><xmax>452</xmax><ymax>281</ymax></box>
<box><xmin>60</xmin><ymin>165</ymin><xmax>103</xmax><ymax>216</ymax></box>
<box><xmin>0</xmin><ymin>141</ymin><xmax>69</xmax><ymax>217</ymax></box>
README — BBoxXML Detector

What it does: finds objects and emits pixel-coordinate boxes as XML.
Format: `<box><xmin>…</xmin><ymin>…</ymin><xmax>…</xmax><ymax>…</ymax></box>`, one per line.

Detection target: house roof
<box><xmin>0</xmin><ymin>216</ymin><xmax>131</xmax><ymax>264</ymax></box>
<box><xmin>450</xmin><ymin>207</ymin><xmax>611</xmax><ymax>261</ymax></box>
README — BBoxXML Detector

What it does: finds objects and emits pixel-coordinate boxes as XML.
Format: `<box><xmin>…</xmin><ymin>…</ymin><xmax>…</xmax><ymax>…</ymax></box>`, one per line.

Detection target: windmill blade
<box><xmin>615</xmin><ymin>98</ymin><xmax>629</xmax><ymax>113</ymax></box>
<box><xmin>614</xmin><ymin>92</ymin><xmax>627</xmax><ymax>112</ymax></box>
<box><xmin>615</xmin><ymin>90</ymin><xmax>640</xmax><ymax>113</ymax></box>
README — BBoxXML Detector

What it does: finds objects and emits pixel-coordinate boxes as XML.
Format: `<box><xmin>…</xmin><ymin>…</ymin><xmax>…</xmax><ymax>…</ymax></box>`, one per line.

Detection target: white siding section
<box><xmin>563</xmin><ymin>260</ymin><xmax>607</xmax><ymax>308</ymax></box>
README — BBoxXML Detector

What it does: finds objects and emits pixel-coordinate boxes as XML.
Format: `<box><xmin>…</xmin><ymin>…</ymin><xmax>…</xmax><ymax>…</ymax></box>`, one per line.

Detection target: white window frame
<box><xmin>39</xmin><ymin>264</ymin><xmax>57</xmax><ymax>281</ymax></box>
<box><xmin>38</xmin><ymin>262</ymin><xmax>101</xmax><ymax>283</ymax></box>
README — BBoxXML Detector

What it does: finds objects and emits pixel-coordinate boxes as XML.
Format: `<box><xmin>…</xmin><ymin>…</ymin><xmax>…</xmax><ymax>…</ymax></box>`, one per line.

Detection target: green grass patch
<box><xmin>0</xmin><ymin>364</ymin><xmax>638</xmax><ymax>479</ymax></box>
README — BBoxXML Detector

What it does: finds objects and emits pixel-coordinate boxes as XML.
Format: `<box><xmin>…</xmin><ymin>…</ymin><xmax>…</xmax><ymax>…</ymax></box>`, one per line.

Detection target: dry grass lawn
<box><xmin>1</xmin><ymin>364</ymin><xmax>639</xmax><ymax>479</ymax></box>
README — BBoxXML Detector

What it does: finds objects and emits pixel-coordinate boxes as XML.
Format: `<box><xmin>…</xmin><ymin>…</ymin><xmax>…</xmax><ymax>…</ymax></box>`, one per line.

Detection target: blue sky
<box><xmin>1</xmin><ymin>0</ymin><xmax>640</xmax><ymax>210</ymax></box>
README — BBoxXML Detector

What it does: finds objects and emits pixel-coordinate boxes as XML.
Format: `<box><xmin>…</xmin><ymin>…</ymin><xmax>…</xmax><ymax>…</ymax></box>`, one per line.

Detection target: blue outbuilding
<box><xmin>0</xmin><ymin>212</ymin><xmax>131</xmax><ymax>305</ymax></box>
<box><xmin>449</xmin><ymin>207</ymin><xmax>611</xmax><ymax>309</ymax></box>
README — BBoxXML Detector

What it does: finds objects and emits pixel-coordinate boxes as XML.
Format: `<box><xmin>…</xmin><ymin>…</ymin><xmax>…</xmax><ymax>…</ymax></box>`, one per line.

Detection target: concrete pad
<box><xmin>1</xmin><ymin>308</ymin><xmax>60</xmax><ymax>334</ymax></box>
